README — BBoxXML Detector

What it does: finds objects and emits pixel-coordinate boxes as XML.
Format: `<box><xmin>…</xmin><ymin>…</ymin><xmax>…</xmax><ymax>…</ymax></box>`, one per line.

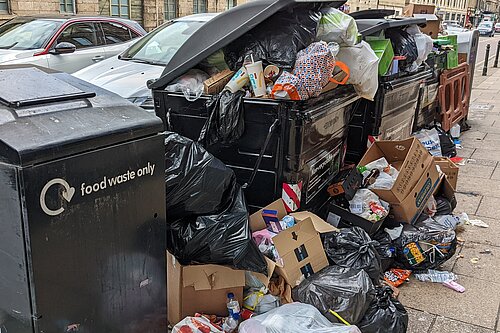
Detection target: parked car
<box><xmin>74</xmin><ymin>13</ymin><xmax>217</xmax><ymax>110</ymax></box>
<box><xmin>478</xmin><ymin>21</ymin><xmax>495</xmax><ymax>36</ymax></box>
<box><xmin>495</xmin><ymin>22</ymin><xmax>500</xmax><ymax>32</ymax></box>
<box><xmin>443</xmin><ymin>21</ymin><xmax>467</xmax><ymax>33</ymax></box>
<box><xmin>0</xmin><ymin>16</ymin><xmax>146</xmax><ymax>73</ymax></box>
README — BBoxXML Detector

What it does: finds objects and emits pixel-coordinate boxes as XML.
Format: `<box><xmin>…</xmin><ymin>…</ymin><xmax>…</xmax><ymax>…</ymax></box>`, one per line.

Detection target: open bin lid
<box><xmin>355</xmin><ymin>15</ymin><xmax>426</xmax><ymax>36</ymax></box>
<box><xmin>349</xmin><ymin>9</ymin><xmax>394</xmax><ymax>19</ymax></box>
<box><xmin>149</xmin><ymin>0</ymin><xmax>345</xmax><ymax>90</ymax></box>
<box><xmin>0</xmin><ymin>66</ymin><xmax>163</xmax><ymax>166</ymax></box>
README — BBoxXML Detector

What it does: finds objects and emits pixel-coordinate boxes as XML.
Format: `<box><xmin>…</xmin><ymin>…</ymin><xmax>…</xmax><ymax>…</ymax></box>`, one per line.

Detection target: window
<box><xmin>164</xmin><ymin>0</ymin><xmax>178</xmax><ymax>20</ymax></box>
<box><xmin>227</xmin><ymin>0</ymin><xmax>236</xmax><ymax>9</ymax></box>
<box><xmin>57</xmin><ymin>22</ymin><xmax>99</xmax><ymax>49</ymax></box>
<box><xmin>100</xmin><ymin>22</ymin><xmax>133</xmax><ymax>44</ymax></box>
<box><xmin>60</xmin><ymin>0</ymin><xmax>75</xmax><ymax>13</ymax></box>
<box><xmin>0</xmin><ymin>0</ymin><xmax>8</xmax><ymax>12</ymax></box>
<box><xmin>193</xmin><ymin>0</ymin><xmax>207</xmax><ymax>13</ymax></box>
<box><xmin>111</xmin><ymin>0</ymin><xmax>130</xmax><ymax>18</ymax></box>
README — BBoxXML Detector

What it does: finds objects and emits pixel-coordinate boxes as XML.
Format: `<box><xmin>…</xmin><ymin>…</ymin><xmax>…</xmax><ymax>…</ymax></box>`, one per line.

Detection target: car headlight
<box><xmin>127</xmin><ymin>96</ymin><xmax>154</xmax><ymax>110</ymax></box>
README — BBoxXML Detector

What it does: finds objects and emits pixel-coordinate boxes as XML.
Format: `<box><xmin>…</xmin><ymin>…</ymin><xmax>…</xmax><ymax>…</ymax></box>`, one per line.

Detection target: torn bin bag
<box><xmin>166</xmin><ymin>186</ymin><xmax>268</xmax><ymax>274</ymax></box>
<box><xmin>357</xmin><ymin>286</ymin><xmax>408</xmax><ymax>333</ymax></box>
<box><xmin>394</xmin><ymin>222</ymin><xmax>457</xmax><ymax>271</ymax></box>
<box><xmin>199</xmin><ymin>90</ymin><xmax>245</xmax><ymax>146</ymax></box>
<box><xmin>165</xmin><ymin>132</ymin><xmax>237</xmax><ymax>219</ymax></box>
<box><xmin>292</xmin><ymin>266</ymin><xmax>375</xmax><ymax>324</ymax></box>
<box><xmin>323</xmin><ymin>227</ymin><xmax>383</xmax><ymax>284</ymax></box>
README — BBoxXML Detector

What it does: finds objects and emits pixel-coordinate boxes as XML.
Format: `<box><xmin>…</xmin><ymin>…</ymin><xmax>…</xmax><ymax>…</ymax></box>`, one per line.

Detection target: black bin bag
<box><xmin>292</xmin><ymin>266</ymin><xmax>375</xmax><ymax>325</ymax></box>
<box><xmin>199</xmin><ymin>90</ymin><xmax>245</xmax><ymax>146</ymax></box>
<box><xmin>166</xmin><ymin>186</ymin><xmax>267</xmax><ymax>274</ymax></box>
<box><xmin>323</xmin><ymin>227</ymin><xmax>382</xmax><ymax>284</ymax></box>
<box><xmin>165</xmin><ymin>132</ymin><xmax>236</xmax><ymax>219</ymax></box>
<box><xmin>357</xmin><ymin>286</ymin><xmax>409</xmax><ymax>333</ymax></box>
<box><xmin>385</xmin><ymin>29</ymin><xmax>418</xmax><ymax>72</ymax></box>
<box><xmin>225</xmin><ymin>7</ymin><xmax>321</xmax><ymax>70</ymax></box>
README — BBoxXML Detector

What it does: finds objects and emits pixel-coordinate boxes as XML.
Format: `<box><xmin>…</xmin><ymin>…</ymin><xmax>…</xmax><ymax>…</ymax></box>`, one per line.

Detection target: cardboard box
<box><xmin>434</xmin><ymin>174</ymin><xmax>457</xmax><ymax>209</ymax></box>
<box><xmin>403</xmin><ymin>4</ymin><xmax>440</xmax><ymax>39</ymax></box>
<box><xmin>358</xmin><ymin>137</ymin><xmax>433</xmax><ymax>204</ymax></box>
<box><xmin>327</xmin><ymin>201</ymin><xmax>384</xmax><ymax>235</ymax></box>
<box><xmin>388</xmin><ymin>159</ymin><xmax>441</xmax><ymax>223</ymax></box>
<box><xmin>167</xmin><ymin>253</ymin><xmax>245</xmax><ymax>325</ymax></box>
<box><xmin>434</xmin><ymin>156</ymin><xmax>459</xmax><ymax>190</ymax></box>
<box><xmin>203</xmin><ymin>69</ymin><xmax>234</xmax><ymax>94</ymax></box>
<box><xmin>249</xmin><ymin>199</ymin><xmax>337</xmax><ymax>287</ymax></box>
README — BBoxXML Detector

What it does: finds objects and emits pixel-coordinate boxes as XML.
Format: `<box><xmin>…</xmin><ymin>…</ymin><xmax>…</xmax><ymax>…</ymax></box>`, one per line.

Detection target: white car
<box><xmin>74</xmin><ymin>13</ymin><xmax>217</xmax><ymax>109</ymax></box>
<box><xmin>0</xmin><ymin>16</ymin><xmax>146</xmax><ymax>73</ymax></box>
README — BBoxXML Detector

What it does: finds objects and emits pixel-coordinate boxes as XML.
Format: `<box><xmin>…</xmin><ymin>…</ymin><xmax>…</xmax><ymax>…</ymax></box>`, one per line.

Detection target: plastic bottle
<box><xmin>222</xmin><ymin>312</ymin><xmax>240</xmax><ymax>333</ymax></box>
<box><xmin>226</xmin><ymin>292</ymin><xmax>240</xmax><ymax>316</ymax></box>
<box><xmin>450</xmin><ymin>123</ymin><xmax>460</xmax><ymax>139</ymax></box>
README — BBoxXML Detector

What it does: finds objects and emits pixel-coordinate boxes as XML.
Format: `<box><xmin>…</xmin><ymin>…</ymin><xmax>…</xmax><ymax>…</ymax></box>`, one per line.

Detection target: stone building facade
<box><xmin>0</xmin><ymin>0</ymin><xmax>245</xmax><ymax>30</ymax></box>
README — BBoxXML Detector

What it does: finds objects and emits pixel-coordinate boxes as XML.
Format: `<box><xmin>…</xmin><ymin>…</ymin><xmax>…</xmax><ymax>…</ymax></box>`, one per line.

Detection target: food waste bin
<box><xmin>345</xmin><ymin>14</ymin><xmax>433</xmax><ymax>163</ymax></box>
<box><xmin>149</xmin><ymin>0</ymin><xmax>359</xmax><ymax>213</ymax></box>
<box><xmin>0</xmin><ymin>66</ymin><xmax>166</xmax><ymax>333</ymax></box>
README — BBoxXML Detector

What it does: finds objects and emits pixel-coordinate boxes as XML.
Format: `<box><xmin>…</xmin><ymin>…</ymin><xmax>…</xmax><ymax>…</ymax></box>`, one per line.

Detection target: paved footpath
<box><xmin>402</xmin><ymin>66</ymin><xmax>500</xmax><ymax>333</ymax></box>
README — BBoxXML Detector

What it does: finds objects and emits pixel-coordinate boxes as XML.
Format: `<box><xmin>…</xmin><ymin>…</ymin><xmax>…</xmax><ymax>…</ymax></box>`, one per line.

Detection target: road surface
<box><xmin>475</xmin><ymin>34</ymin><xmax>500</xmax><ymax>69</ymax></box>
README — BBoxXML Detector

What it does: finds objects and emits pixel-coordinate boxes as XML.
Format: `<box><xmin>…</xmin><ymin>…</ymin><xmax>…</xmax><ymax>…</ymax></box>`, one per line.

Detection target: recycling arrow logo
<box><xmin>40</xmin><ymin>178</ymin><xmax>75</xmax><ymax>216</ymax></box>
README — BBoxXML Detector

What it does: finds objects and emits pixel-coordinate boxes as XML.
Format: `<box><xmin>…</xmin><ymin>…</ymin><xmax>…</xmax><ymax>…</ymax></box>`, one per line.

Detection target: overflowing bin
<box><xmin>150</xmin><ymin>0</ymin><xmax>360</xmax><ymax>213</ymax></box>
<box><xmin>0</xmin><ymin>66</ymin><xmax>166</xmax><ymax>333</ymax></box>
<box><xmin>345</xmin><ymin>14</ymin><xmax>433</xmax><ymax>163</ymax></box>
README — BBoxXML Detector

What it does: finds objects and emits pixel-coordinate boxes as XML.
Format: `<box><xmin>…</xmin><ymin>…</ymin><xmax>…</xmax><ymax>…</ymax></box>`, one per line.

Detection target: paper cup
<box><xmin>225</xmin><ymin>66</ymin><xmax>249</xmax><ymax>93</ymax></box>
<box><xmin>246</xmin><ymin>61</ymin><xmax>267</xmax><ymax>97</ymax></box>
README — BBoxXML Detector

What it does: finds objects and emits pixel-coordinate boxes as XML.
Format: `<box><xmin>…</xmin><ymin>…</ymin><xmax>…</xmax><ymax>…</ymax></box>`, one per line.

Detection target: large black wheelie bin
<box><xmin>150</xmin><ymin>0</ymin><xmax>360</xmax><ymax>213</ymax></box>
<box><xmin>0</xmin><ymin>66</ymin><xmax>166</xmax><ymax>333</ymax></box>
<box><xmin>345</xmin><ymin>13</ymin><xmax>433</xmax><ymax>163</ymax></box>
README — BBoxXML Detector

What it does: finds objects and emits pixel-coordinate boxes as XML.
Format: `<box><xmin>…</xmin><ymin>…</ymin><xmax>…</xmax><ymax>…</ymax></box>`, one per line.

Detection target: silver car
<box><xmin>0</xmin><ymin>16</ymin><xmax>146</xmax><ymax>73</ymax></box>
<box><xmin>74</xmin><ymin>13</ymin><xmax>217</xmax><ymax>109</ymax></box>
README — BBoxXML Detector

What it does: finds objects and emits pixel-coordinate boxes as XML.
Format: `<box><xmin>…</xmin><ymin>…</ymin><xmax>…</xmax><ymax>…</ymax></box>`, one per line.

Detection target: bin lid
<box><xmin>355</xmin><ymin>17</ymin><xmax>427</xmax><ymax>36</ymax></box>
<box><xmin>149</xmin><ymin>0</ymin><xmax>345</xmax><ymax>90</ymax></box>
<box><xmin>0</xmin><ymin>66</ymin><xmax>163</xmax><ymax>166</ymax></box>
<box><xmin>349</xmin><ymin>9</ymin><xmax>394</xmax><ymax>19</ymax></box>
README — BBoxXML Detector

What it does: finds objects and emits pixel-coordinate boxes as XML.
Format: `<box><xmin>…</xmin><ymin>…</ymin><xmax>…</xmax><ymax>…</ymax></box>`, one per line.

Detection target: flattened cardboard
<box><xmin>249</xmin><ymin>199</ymin><xmax>336</xmax><ymax>287</ymax></box>
<box><xmin>434</xmin><ymin>156</ymin><xmax>459</xmax><ymax>190</ymax></box>
<box><xmin>358</xmin><ymin>138</ymin><xmax>432</xmax><ymax>203</ymax></box>
<box><xmin>389</xmin><ymin>160</ymin><xmax>440</xmax><ymax>223</ymax></box>
<box><xmin>167</xmin><ymin>253</ymin><xmax>245</xmax><ymax>325</ymax></box>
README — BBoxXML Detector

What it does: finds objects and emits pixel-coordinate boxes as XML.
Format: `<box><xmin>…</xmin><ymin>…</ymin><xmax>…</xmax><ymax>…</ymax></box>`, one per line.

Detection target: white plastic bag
<box><xmin>336</xmin><ymin>41</ymin><xmax>379</xmax><ymax>100</ymax></box>
<box><xmin>362</xmin><ymin>157</ymin><xmax>399</xmax><ymax>190</ymax></box>
<box><xmin>349</xmin><ymin>189</ymin><xmax>389</xmax><ymax>221</ymax></box>
<box><xmin>414</xmin><ymin>128</ymin><xmax>442</xmax><ymax>156</ymax></box>
<box><xmin>406</xmin><ymin>25</ymin><xmax>433</xmax><ymax>66</ymax></box>
<box><xmin>166</xmin><ymin>69</ymin><xmax>210</xmax><ymax>101</ymax></box>
<box><xmin>239</xmin><ymin>303</ymin><xmax>362</xmax><ymax>333</ymax></box>
<box><xmin>317</xmin><ymin>7</ymin><xmax>358</xmax><ymax>46</ymax></box>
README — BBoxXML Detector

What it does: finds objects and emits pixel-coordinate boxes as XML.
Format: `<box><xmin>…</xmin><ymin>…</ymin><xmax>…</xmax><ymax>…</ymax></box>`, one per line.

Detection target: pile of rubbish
<box><xmin>162</xmin><ymin>2</ymin><xmax>469</xmax><ymax>333</ymax></box>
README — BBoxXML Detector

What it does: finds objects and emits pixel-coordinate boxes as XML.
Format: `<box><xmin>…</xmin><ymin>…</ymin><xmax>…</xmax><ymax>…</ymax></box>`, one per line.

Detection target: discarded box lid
<box><xmin>0</xmin><ymin>66</ymin><xmax>163</xmax><ymax>166</ymax></box>
<box><xmin>149</xmin><ymin>0</ymin><xmax>346</xmax><ymax>90</ymax></box>
<box><xmin>182</xmin><ymin>264</ymin><xmax>246</xmax><ymax>291</ymax></box>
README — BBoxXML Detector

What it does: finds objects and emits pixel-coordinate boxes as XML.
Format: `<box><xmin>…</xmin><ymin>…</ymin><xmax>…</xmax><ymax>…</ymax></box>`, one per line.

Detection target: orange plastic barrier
<box><xmin>438</xmin><ymin>63</ymin><xmax>470</xmax><ymax>132</ymax></box>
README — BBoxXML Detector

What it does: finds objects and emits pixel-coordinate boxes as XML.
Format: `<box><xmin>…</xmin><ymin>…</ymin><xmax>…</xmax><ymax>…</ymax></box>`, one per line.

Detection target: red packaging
<box><xmin>240</xmin><ymin>309</ymin><xmax>255</xmax><ymax>320</ymax></box>
<box><xmin>384</xmin><ymin>268</ymin><xmax>412</xmax><ymax>287</ymax></box>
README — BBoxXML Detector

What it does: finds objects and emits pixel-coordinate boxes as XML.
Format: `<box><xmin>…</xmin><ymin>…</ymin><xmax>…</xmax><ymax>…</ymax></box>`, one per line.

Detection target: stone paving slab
<box><xmin>476</xmin><ymin>195</ymin><xmax>500</xmax><ymax>218</ymax></box>
<box><xmin>429</xmin><ymin>317</ymin><xmax>495</xmax><ymax>333</ymax></box>
<box><xmin>457</xmin><ymin>176</ymin><xmax>500</xmax><ymax>197</ymax></box>
<box><xmin>399</xmin><ymin>275</ymin><xmax>500</xmax><ymax>329</ymax></box>
<box><xmin>407</xmin><ymin>308</ymin><xmax>436</xmax><ymax>333</ymax></box>
<box><xmin>452</xmin><ymin>242</ymin><xmax>500</xmax><ymax>283</ymax></box>
<box><xmin>454</xmin><ymin>192</ymin><xmax>482</xmax><ymax>216</ymax></box>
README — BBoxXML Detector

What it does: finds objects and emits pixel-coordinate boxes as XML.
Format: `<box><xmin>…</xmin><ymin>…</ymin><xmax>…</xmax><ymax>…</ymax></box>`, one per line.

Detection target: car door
<box><xmin>99</xmin><ymin>21</ymin><xmax>141</xmax><ymax>58</ymax></box>
<box><xmin>47</xmin><ymin>21</ymin><xmax>106</xmax><ymax>73</ymax></box>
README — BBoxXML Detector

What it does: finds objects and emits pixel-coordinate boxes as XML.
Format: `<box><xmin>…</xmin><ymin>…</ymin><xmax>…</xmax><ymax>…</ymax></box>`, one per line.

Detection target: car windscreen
<box><xmin>0</xmin><ymin>18</ymin><xmax>62</xmax><ymax>50</ymax></box>
<box><xmin>120</xmin><ymin>20</ymin><xmax>205</xmax><ymax>65</ymax></box>
<box><xmin>479</xmin><ymin>23</ymin><xmax>492</xmax><ymax>28</ymax></box>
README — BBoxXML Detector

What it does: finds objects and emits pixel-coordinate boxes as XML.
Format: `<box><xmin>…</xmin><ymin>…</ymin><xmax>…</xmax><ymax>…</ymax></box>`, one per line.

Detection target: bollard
<box><xmin>495</xmin><ymin>40</ymin><xmax>500</xmax><ymax>68</ymax></box>
<box><xmin>483</xmin><ymin>44</ymin><xmax>491</xmax><ymax>76</ymax></box>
